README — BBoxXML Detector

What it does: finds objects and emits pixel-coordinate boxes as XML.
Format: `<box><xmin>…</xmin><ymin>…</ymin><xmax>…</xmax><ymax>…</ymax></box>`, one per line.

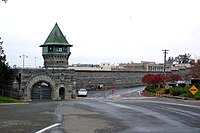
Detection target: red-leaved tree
<box><xmin>142</xmin><ymin>74</ymin><xmax>166</xmax><ymax>88</ymax></box>
<box><xmin>142</xmin><ymin>73</ymin><xmax>182</xmax><ymax>88</ymax></box>
<box><xmin>165</xmin><ymin>73</ymin><xmax>182</xmax><ymax>82</ymax></box>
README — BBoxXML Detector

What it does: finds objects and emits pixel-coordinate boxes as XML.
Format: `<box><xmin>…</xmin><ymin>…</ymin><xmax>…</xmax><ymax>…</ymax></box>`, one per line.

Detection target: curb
<box><xmin>161</xmin><ymin>95</ymin><xmax>194</xmax><ymax>100</ymax></box>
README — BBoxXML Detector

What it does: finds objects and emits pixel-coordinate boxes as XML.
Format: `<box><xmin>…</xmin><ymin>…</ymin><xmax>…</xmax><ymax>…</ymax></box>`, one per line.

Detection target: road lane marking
<box><xmin>35</xmin><ymin>123</ymin><xmax>61</xmax><ymax>133</ymax></box>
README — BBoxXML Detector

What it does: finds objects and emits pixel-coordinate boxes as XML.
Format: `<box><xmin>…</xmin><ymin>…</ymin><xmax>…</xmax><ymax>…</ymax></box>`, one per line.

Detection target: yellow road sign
<box><xmin>189</xmin><ymin>85</ymin><xmax>199</xmax><ymax>95</ymax></box>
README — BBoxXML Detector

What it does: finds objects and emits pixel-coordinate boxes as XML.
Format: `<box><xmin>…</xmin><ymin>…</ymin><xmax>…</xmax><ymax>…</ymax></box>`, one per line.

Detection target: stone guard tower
<box><xmin>40</xmin><ymin>23</ymin><xmax>73</xmax><ymax>68</ymax></box>
<box><xmin>14</xmin><ymin>23</ymin><xmax>75</xmax><ymax>101</ymax></box>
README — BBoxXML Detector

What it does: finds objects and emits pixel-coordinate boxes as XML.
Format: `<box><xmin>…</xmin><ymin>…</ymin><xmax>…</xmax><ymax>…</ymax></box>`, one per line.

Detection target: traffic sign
<box><xmin>189</xmin><ymin>85</ymin><xmax>199</xmax><ymax>95</ymax></box>
<box><xmin>111</xmin><ymin>88</ymin><xmax>115</xmax><ymax>93</ymax></box>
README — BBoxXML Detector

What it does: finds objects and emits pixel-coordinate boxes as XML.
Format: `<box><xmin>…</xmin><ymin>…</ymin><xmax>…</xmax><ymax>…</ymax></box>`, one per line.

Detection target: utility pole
<box><xmin>162</xmin><ymin>49</ymin><xmax>169</xmax><ymax>74</ymax></box>
<box><xmin>20</xmin><ymin>54</ymin><xmax>28</xmax><ymax>68</ymax></box>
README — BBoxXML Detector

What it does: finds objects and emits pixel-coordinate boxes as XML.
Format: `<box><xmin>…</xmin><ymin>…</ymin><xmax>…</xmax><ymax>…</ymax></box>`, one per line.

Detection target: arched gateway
<box><xmin>32</xmin><ymin>81</ymin><xmax>52</xmax><ymax>100</ymax></box>
<box><xmin>25</xmin><ymin>75</ymin><xmax>56</xmax><ymax>100</ymax></box>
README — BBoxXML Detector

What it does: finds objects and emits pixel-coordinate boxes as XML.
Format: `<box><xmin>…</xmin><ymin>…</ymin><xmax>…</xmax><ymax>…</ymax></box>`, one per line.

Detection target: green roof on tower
<box><xmin>40</xmin><ymin>23</ymin><xmax>72</xmax><ymax>47</ymax></box>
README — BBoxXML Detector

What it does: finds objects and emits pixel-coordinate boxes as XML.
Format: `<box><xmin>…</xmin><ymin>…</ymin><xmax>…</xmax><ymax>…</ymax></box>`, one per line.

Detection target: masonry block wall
<box><xmin>74</xmin><ymin>70</ymin><xmax>164</xmax><ymax>90</ymax></box>
<box><xmin>11</xmin><ymin>68</ymin><xmax>192</xmax><ymax>100</ymax></box>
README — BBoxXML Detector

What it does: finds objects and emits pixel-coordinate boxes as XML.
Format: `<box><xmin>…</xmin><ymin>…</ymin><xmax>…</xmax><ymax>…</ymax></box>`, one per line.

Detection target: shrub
<box><xmin>181</xmin><ymin>91</ymin><xmax>200</xmax><ymax>100</ymax></box>
<box><xmin>194</xmin><ymin>91</ymin><xmax>200</xmax><ymax>100</ymax></box>
<box><xmin>164</xmin><ymin>88</ymin><xmax>170</xmax><ymax>94</ymax></box>
<box><xmin>145</xmin><ymin>86</ymin><xmax>162</xmax><ymax>93</ymax></box>
<box><xmin>181</xmin><ymin>92</ymin><xmax>193</xmax><ymax>98</ymax></box>
<box><xmin>145</xmin><ymin>85</ymin><xmax>200</xmax><ymax>100</ymax></box>
<box><xmin>170</xmin><ymin>87</ymin><xmax>187</xmax><ymax>96</ymax></box>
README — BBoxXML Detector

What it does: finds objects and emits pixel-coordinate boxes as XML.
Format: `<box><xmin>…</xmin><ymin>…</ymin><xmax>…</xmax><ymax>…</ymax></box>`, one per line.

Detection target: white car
<box><xmin>78</xmin><ymin>88</ymin><xmax>88</xmax><ymax>97</ymax></box>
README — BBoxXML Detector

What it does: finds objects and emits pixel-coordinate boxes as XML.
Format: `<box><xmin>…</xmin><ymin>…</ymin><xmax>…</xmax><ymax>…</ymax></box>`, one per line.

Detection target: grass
<box><xmin>194</xmin><ymin>91</ymin><xmax>200</xmax><ymax>100</ymax></box>
<box><xmin>0</xmin><ymin>96</ymin><xmax>23</xmax><ymax>103</ymax></box>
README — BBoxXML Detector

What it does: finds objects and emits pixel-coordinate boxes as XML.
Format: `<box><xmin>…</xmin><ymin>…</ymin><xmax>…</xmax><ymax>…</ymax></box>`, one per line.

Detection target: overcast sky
<box><xmin>1</xmin><ymin>0</ymin><xmax>200</xmax><ymax>67</ymax></box>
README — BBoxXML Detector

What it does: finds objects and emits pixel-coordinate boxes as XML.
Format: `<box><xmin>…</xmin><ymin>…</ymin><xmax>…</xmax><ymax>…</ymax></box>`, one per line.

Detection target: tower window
<box><xmin>48</xmin><ymin>46</ymin><xmax>53</xmax><ymax>52</ymax></box>
<box><xmin>59</xmin><ymin>48</ymin><xmax>62</xmax><ymax>52</ymax></box>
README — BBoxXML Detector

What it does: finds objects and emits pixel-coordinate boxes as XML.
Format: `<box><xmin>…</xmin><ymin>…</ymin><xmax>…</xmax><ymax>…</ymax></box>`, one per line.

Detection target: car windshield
<box><xmin>79</xmin><ymin>89</ymin><xmax>86</xmax><ymax>91</ymax></box>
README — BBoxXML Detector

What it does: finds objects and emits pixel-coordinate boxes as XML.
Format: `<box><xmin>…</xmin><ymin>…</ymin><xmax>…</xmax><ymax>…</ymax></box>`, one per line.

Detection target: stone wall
<box><xmin>10</xmin><ymin>67</ymin><xmax>192</xmax><ymax>100</ymax></box>
<box><xmin>74</xmin><ymin>70</ymin><xmax>164</xmax><ymax>90</ymax></box>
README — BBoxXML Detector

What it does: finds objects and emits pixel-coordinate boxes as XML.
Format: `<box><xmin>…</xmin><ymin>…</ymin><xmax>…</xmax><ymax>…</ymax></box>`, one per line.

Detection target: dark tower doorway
<box><xmin>59</xmin><ymin>87</ymin><xmax>65</xmax><ymax>100</ymax></box>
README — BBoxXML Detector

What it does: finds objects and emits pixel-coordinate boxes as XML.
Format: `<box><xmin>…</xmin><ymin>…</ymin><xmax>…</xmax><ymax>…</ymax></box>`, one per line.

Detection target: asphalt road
<box><xmin>0</xmin><ymin>86</ymin><xmax>200</xmax><ymax>133</ymax></box>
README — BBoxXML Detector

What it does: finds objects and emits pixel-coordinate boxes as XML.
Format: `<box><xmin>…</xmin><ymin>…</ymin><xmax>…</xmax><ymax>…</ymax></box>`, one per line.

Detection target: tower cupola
<box><xmin>40</xmin><ymin>23</ymin><xmax>73</xmax><ymax>68</ymax></box>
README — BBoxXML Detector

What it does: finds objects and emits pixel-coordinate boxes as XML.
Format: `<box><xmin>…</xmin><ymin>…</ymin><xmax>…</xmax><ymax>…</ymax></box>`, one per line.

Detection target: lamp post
<box><xmin>12</xmin><ymin>79</ymin><xmax>18</xmax><ymax>98</ymax></box>
<box><xmin>20</xmin><ymin>54</ymin><xmax>28</xmax><ymax>68</ymax></box>
<box><xmin>13</xmin><ymin>78</ymin><xmax>23</xmax><ymax>99</ymax></box>
<box><xmin>34</xmin><ymin>57</ymin><xmax>37</xmax><ymax>68</ymax></box>
<box><xmin>12</xmin><ymin>79</ymin><xmax>18</xmax><ymax>90</ymax></box>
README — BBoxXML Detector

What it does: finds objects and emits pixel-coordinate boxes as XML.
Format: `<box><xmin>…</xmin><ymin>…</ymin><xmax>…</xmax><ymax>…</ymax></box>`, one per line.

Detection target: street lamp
<box><xmin>12</xmin><ymin>79</ymin><xmax>20</xmax><ymax>98</ymax></box>
<box><xmin>34</xmin><ymin>57</ymin><xmax>37</xmax><ymax>68</ymax></box>
<box><xmin>20</xmin><ymin>54</ymin><xmax>28</xmax><ymax>68</ymax></box>
<box><xmin>12</xmin><ymin>79</ymin><xmax>18</xmax><ymax>90</ymax></box>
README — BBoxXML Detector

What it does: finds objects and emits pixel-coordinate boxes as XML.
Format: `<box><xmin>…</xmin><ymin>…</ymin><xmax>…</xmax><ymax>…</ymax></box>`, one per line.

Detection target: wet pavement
<box><xmin>0</xmin><ymin>86</ymin><xmax>200</xmax><ymax>133</ymax></box>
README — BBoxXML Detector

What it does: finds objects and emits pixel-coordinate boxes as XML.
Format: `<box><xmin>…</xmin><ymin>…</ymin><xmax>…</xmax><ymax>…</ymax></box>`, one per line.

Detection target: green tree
<box><xmin>175</xmin><ymin>53</ymin><xmax>191</xmax><ymax>64</ymax></box>
<box><xmin>0</xmin><ymin>37</ymin><xmax>9</xmax><ymax>77</ymax></box>
<box><xmin>167</xmin><ymin>56</ymin><xmax>175</xmax><ymax>64</ymax></box>
<box><xmin>0</xmin><ymin>38</ymin><xmax>6</xmax><ymax>63</ymax></box>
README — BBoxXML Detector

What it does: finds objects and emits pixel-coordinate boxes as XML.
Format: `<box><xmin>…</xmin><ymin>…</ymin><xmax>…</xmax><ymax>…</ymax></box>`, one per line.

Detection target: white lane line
<box><xmin>35</xmin><ymin>123</ymin><xmax>61</xmax><ymax>133</ymax></box>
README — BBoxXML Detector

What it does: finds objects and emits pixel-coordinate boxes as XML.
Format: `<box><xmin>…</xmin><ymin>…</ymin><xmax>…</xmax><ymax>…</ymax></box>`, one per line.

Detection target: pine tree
<box><xmin>0</xmin><ymin>37</ymin><xmax>9</xmax><ymax>77</ymax></box>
